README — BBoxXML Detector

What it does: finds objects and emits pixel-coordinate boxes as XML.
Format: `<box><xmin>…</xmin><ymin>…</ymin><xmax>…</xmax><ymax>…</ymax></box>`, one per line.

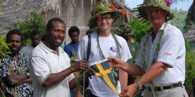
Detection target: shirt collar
<box><xmin>160</xmin><ymin>23</ymin><xmax>167</xmax><ymax>31</ymax></box>
<box><xmin>39</xmin><ymin>42</ymin><xmax>63</xmax><ymax>54</ymax></box>
<box><xmin>70</xmin><ymin>42</ymin><xmax>79</xmax><ymax>45</ymax></box>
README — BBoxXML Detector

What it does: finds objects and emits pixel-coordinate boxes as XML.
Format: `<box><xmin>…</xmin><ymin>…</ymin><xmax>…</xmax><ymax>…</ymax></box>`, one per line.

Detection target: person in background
<box><xmin>21</xmin><ymin>33</ymin><xmax>41</xmax><ymax>60</ymax></box>
<box><xmin>20</xmin><ymin>32</ymin><xmax>42</xmax><ymax>96</ymax></box>
<box><xmin>64</xmin><ymin>26</ymin><xmax>80</xmax><ymax>58</ymax></box>
<box><xmin>0</xmin><ymin>29</ymin><xmax>33</xmax><ymax>97</ymax></box>
<box><xmin>64</xmin><ymin>26</ymin><xmax>82</xmax><ymax>97</ymax></box>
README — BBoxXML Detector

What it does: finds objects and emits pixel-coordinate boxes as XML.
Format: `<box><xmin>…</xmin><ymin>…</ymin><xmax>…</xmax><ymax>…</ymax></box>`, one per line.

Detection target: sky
<box><xmin>125</xmin><ymin>0</ymin><xmax>193</xmax><ymax>11</ymax></box>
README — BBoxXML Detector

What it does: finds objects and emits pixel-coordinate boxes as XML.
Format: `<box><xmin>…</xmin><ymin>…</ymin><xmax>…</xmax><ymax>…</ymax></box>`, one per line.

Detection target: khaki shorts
<box><xmin>143</xmin><ymin>87</ymin><xmax>189</xmax><ymax>97</ymax></box>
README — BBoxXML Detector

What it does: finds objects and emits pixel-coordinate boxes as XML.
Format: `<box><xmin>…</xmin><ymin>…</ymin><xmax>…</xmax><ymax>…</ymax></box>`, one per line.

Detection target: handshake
<box><xmin>108</xmin><ymin>57</ymin><xmax>137</xmax><ymax>97</ymax></box>
<box><xmin>70</xmin><ymin>57</ymin><xmax>129</xmax><ymax>71</ymax></box>
<box><xmin>69</xmin><ymin>58</ymin><xmax>135</xmax><ymax>97</ymax></box>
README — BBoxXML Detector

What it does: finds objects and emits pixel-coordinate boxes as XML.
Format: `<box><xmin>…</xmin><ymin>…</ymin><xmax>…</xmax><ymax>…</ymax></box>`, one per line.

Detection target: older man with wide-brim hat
<box><xmin>108</xmin><ymin>0</ymin><xmax>189</xmax><ymax>97</ymax></box>
<box><xmin>137</xmin><ymin>0</ymin><xmax>174</xmax><ymax>32</ymax></box>
<box><xmin>78</xmin><ymin>2</ymin><xmax>132</xmax><ymax>97</ymax></box>
<box><xmin>138</xmin><ymin>0</ymin><xmax>174</xmax><ymax>20</ymax></box>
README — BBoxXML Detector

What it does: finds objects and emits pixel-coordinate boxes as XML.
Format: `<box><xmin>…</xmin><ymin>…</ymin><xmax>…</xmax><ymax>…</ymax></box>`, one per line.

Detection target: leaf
<box><xmin>185</xmin><ymin>40</ymin><xmax>195</xmax><ymax>89</ymax></box>
<box><xmin>15</xmin><ymin>11</ymin><xmax>46</xmax><ymax>45</ymax></box>
<box><xmin>0</xmin><ymin>36</ymin><xmax>10</xmax><ymax>58</ymax></box>
<box><xmin>128</xmin><ymin>18</ymin><xmax>151</xmax><ymax>43</ymax></box>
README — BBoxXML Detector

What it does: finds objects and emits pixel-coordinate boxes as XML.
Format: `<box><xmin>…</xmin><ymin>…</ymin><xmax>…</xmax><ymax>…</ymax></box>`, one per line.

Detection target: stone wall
<box><xmin>0</xmin><ymin>0</ymin><xmax>125</xmax><ymax>43</ymax></box>
<box><xmin>0</xmin><ymin>0</ymin><xmax>42</xmax><ymax>35</ymax></box>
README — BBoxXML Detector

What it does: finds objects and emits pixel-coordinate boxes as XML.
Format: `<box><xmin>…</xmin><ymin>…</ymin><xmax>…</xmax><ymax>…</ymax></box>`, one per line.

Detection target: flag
<box><xmin>90</xmin><ymin>59</ymin><xmax>119</xmax><ymax>94</ymax></box>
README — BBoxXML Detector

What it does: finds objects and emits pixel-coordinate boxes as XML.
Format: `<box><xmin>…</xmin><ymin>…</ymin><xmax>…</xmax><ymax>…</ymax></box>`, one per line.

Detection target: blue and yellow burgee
<box><xmin>91</xmin><ymin>59</ymin><xmax>119</xmax><ymax>94</ymax></box>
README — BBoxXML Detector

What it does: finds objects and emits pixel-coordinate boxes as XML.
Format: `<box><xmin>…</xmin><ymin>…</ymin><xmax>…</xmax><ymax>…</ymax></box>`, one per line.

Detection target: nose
<box><xmin>56</xmin><ymin>31</ymin><xmax>65</xmax><ymax>41</ymax></box>
<box><xmin>59</xmin><ymin>32</ymin><xmax>65</xmax><ymax>38</ymax></box>
<box><xmin>100</xmin><ymin>18</ymin><xmax>107</xmax><ymax>24</ymax></box>
<box><xmin>12</xmin><ymin>41</ymin><xmax>19</xmax><ymax>46</ymax></box>
<box><xmin>10</xmin><ymin>41</ymin><xmax>18</xmax><ymax>48</ymax></box>
<box><xmin>151</xmin><ymin>11</ymin><xmax>156</xmax><ymax>17</ymax></box>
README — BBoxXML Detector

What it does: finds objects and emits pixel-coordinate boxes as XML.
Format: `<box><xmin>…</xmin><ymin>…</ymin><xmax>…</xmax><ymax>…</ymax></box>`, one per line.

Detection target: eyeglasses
<box><xmin>96</xmin><ymin>14</ymin><xmax>112</xmax><ymax>21</ymax></box>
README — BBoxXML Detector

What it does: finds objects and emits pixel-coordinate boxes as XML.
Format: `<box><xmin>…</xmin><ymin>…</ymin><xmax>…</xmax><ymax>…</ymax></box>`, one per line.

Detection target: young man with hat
<box><xmin>77</xmin><ymin>2</ymin><xmax>132</xmax><ymax>97</ymax></box>
<box><xmin>109</xmin><ymin>0</ymin><xmax>189</xmax><ymax>97</ymax></box>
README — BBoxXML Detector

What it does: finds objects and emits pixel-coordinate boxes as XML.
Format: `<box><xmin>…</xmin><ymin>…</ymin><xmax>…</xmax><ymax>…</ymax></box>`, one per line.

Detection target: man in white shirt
<box><xmin>109</xmin><ymin>0</ymin><xmax>189</xmax><ymax>97</ymax></box>
<box><xmin>78</xmin><ymin>2</ymin><xmax>132</xmax><ymax>97</ymax></box>
<box><xmin>31</xmin><ymin>17</ymin><xmax>87</xmax><ymax>97</ymax></box>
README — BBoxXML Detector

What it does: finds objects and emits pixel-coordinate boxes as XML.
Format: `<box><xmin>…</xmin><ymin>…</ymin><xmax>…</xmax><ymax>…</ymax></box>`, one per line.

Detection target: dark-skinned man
<box><xmin>31</xmin><ymin>17</ymin><xmax>87</xmax><ymax>97</ymax></box>
<box><xmin>0</xmin><ymin>29</ymin><xmax>33</xmax><ymax>97</ymax></box>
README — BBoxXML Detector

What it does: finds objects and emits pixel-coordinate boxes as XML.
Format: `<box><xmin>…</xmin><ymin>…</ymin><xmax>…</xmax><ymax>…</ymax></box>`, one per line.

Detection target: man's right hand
<box><xmin>71</xmin><ymin>60</ymin><xmax>88</xmax><ymax>72</ymax></box>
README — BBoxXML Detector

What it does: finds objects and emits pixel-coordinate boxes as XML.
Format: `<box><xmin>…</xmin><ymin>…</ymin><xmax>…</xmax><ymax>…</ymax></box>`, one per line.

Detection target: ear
<box><xmin>110</xmin><ymin>17</ymin><xmax>114</xmax><ymax>22</ymax></box>
<box><xmin>163</xmin><ymin>11</ymin><xmax>169</xmax><ymax>21</ymax></box>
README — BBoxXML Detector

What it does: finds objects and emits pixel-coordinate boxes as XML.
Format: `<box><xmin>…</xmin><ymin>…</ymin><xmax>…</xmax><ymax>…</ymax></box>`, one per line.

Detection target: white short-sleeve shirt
<box><xmin>31</xmin><ymin>42</ymin><xmax>74</xmax><ymax>97</ymax></box>
<box><xmin>135</xmin><ymin>23</ymin><xmax>186</xmax><ymax>86</ymax></box>
<box><xmin>78</xmin><ymin>32</ymin><xmax>132</xmax><ymax>97</ymax></box>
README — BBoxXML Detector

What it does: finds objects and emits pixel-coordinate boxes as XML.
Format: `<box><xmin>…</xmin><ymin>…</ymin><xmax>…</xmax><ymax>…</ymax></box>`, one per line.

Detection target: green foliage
<box><xmin>185</xmin><ymin>40</ymin><xmax>195</xmax><ymax>89</ymax></box>
<box><xmin>0</xmin><ymin>36</ymin><xmax>10</xmax><ymax>58</ymax></box>
<box><xmin>128</xmin><ymin>17</ymin><xmax>151</xmax><ymax>43</ymax></box>
<box><xmin>95</xmin><ymin>2</ymin><xmax>112</xmax><ymax>14</ymax></box>
<box><xmin>113</xmin><ymin>23</ymin><xmax>130</xmax><ymax>40</ymax></box>
<box><xmin>170</xmin><ymin>9</ymin><xmax>188</xmax><ymax>32</ymax></box>
<box><xmin>16</xmin><ymin>11</ymin><xmax>45</xmax><ymax>45</ymax></box>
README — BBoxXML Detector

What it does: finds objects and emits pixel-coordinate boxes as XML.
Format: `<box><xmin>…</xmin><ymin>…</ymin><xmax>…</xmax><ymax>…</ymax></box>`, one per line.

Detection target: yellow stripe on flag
<box><xmin>95</xmin><ymin>63</ymin><xmax>118</xmax><ymax>94</ymax></box>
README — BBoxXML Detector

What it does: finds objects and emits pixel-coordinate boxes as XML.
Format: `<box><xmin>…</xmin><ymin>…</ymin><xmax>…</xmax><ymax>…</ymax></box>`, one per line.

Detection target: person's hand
<box><xmin>8</xmin><ymin>74</ymin><xmax>28</xmax><ymax>85</ymax></box>
<box><xmin>23</xmin><ymin>77</ymin><xmax>32</xmax><ymax>83</ymax></box>
<box><xmin>119</xmin><ymin>83</ymin><xmax>138</xmax><ymax>97</ymax></box>
<box><xmin>108</xmin><ymin>57</ymin><xmax>128</xmax><ymax>72</ymax></box>
<box><xmin>108</xmin><ymin>57</ymin><xmax>124</xmax><ymax>65</ymax></box>
<box><xmin>71</xmin><ymin>60</ymin><xmax>88</xmax><ymax>72</ymax></box>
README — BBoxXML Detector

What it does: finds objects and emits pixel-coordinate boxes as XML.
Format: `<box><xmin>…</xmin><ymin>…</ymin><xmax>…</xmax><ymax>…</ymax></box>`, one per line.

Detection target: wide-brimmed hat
<box><xmin>88</xmin><ymin>2</ymin><xmax>120</xmax><ymax>29</ymax></box>
<box><xmin>137</xmin><ymin>0</ymin><xmax>174</xmax><ymax>20</ymax></box>
<box><xmin>93</xmin><ymin>2</ymin><xmax>120</xmax><ymax>18</ymax></box>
